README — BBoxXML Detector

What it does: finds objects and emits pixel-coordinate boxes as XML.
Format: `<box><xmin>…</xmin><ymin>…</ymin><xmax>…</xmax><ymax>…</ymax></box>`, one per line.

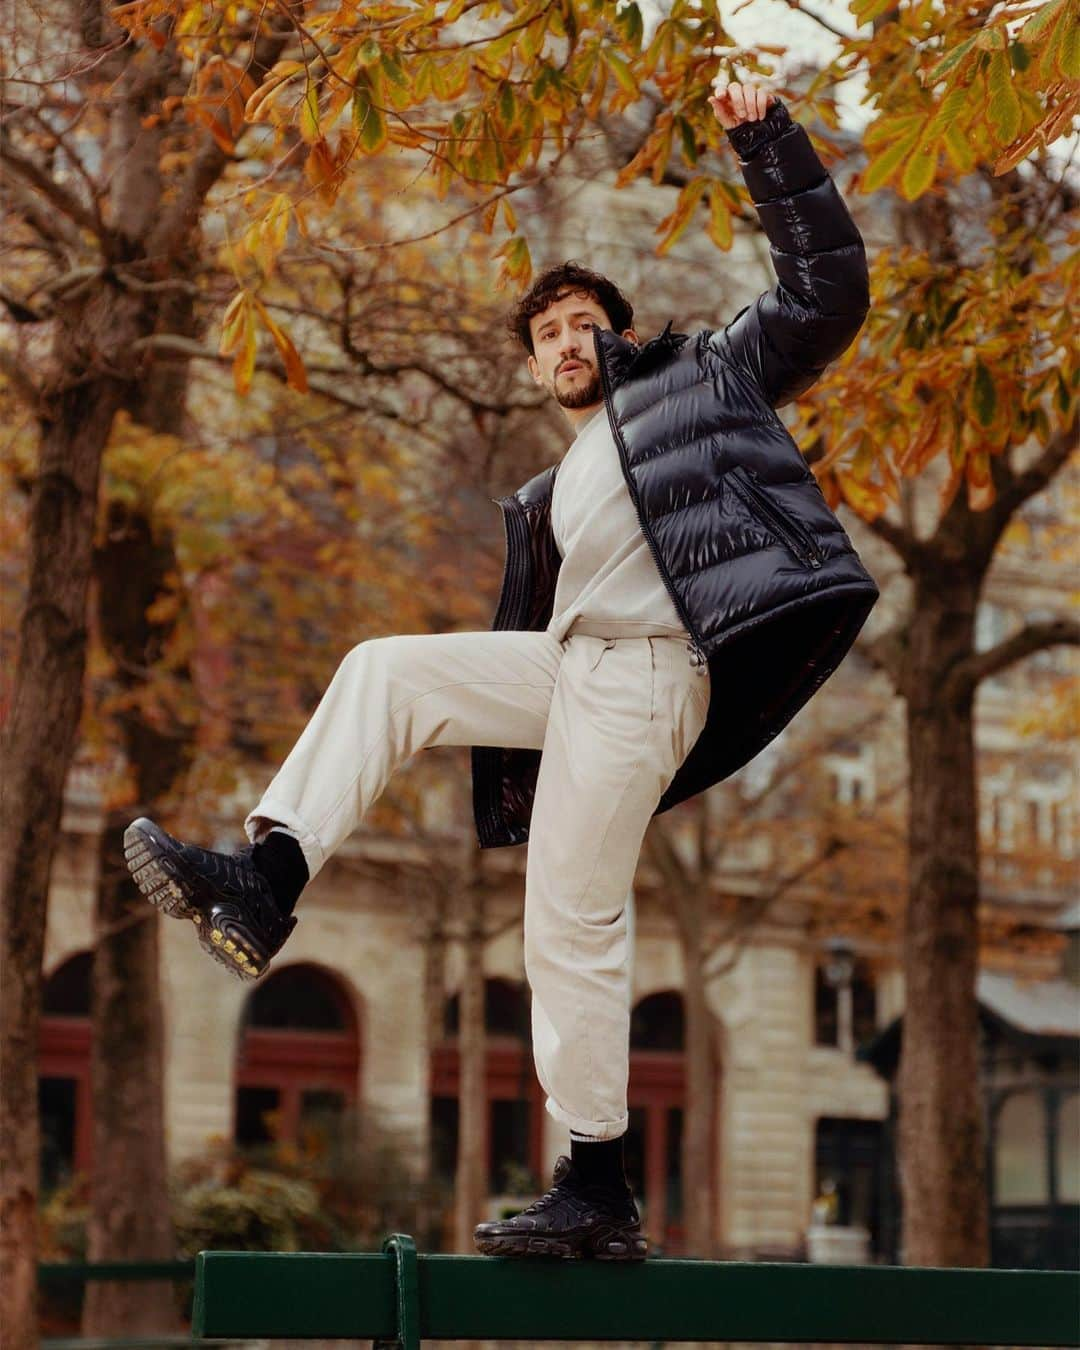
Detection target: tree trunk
<box><xmin>897</xmin><ymin>569</ymin><xmax>989</xmax><ymax>1267</ymax></box>
<box><xmin>82</xmin><ymin>289</ymin><xmax>199</xmax><ymax>1333</ymax></box>
<box><xmin>1</xmin><ymin>375</ymin><xmax>122</xmax><ymax>1350</ymax></box>
<box><xmin>677</xmin><ymin>895</ymin><xmax>717</xmax><ymax>1257</ymax></box>
<box><xmin>417</xmin><ymin>887</ymin><xmax>448</xmax><ymax>1248</ymax></box>
<box><xmin>454</xmin><ymin>882</ymin><xmax>487</xmax><ymax>1252</ymax></box>
<box><xmin>81</xmin><ymin>811</ymin><xmax>176</xmax><ymax>1334</ymax></box>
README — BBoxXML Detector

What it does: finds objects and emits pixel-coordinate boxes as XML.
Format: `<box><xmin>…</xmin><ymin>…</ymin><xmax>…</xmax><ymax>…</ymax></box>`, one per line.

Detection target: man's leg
<box><xmin>525</xmin><ymin>633</ymin><xmax>710</xmax><ymax>1138</ymax></box>
<box><xmin>473</xmin><ymin>633</ymin><xmax>709</xmax><ymax>1259</ymax></box>
<box><xmin>244</xmin><ymin>629</ymin><xmax>562</xmax><ymax>879</ymax></box>
<box><xmin>126</xmin><ymin>630</ymin><xmax>562</xmax><ymax>977</ymax></box>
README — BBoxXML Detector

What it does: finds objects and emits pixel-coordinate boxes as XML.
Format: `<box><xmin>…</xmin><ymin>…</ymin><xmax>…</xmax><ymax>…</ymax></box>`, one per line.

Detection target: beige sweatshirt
<box><xmin>547</xmin><ymin>403</ymin><xmax>690</xmax><ymax>643</ymax></box>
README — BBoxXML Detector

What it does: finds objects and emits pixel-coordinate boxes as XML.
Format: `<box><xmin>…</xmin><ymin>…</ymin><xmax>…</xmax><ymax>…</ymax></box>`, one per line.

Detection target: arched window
<box><xmin>994</xmin><ymin>1091</ymin><xmax>1048</xmax><ymax>1205</ymax></box>
<box><xmin>234</xmin><ymin>963</ymin><xmax>360</xmax><ymax>1151</ymax></box>
<box><xmin>430</xmin><ymin>978</ymin><xmax>541</xmax><ymax>1197</ymax></box>
<box><xmin>626</xmin><ymin>991</ymin><xmax>694</xmax><ymax>1255</ymax></box>
<box><xmin>39</xmin><ymin>952</ymin><xmax>94</xmax><ymax>1191</ymax></box>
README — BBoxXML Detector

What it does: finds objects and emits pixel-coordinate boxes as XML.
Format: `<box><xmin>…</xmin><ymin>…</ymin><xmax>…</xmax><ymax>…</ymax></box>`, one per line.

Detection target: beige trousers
<box><xmin>244</xmin><ymin>625</ymin><xmax>710</xmax><ymax>1140</ymax></box>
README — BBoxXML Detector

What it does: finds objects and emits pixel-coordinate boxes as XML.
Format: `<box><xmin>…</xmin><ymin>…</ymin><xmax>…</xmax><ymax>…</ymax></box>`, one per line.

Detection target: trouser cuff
<box><xmin>244</xmin><ymin>799</ymin><xmax>325</xmax><ymax>880</ymax></box>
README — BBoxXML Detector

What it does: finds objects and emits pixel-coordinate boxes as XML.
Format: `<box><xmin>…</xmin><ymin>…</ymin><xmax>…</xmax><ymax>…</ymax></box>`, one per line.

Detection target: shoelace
<box><xmin>518</xmin><ymin>1185</ymin><xmax>564</xmax><ymax>1216</ymax></box>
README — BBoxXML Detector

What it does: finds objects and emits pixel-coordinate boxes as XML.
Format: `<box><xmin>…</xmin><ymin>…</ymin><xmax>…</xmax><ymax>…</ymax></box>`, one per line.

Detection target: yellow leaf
<box><xmin>219</xmin><ymin>291</ymin><xmax>249</xmax><ymax>356</ymax></box>
<box><xmin>862</xmin><ymin>123</ymin><xmax>922</xmax><ymax>194</ymax></box>
<box><xmin>304</xmin><ymin>139</ymin><xmax>342</xmax><ymax>206</ymax></box>
<box><xmin>234</xmin><ymin>304</ymin><xmax>257</xmax><ymax>395</ymax></box>
<box><xmin>705</xmin><ymin>183</ymin><xmax>732</xmax><ymax>250</ymax></box>
<box><xmin>899</xmin><ymin>138</ymin><xmax>939</xmax><ymax>200</ymax></box>
<box><xmin>300</xmin><ymin>78</ymin><xmax>321</xmax><ymax>144</ymax></box>
<box><xmin>943</xmin><ymin>122</ymin><xmax>977</xmax><ymax>174</ymax></box>
<box><xmin>253</xmin><ymin>298</ymin><xmax>309</xmax><ymax>393</ymax></box>
<box><xmin>604</xmin><ymin>49</ymin><xmax>638</xmax><ymax>97</ymax></box>
<box><xmin>244</xmin><ymin>62</ymin><xmax>305</xmax><ymax>124</ymax></box>
<box><xmin>987</xmin><ymin>49</ymin><xmax>1022</xmax><ymax>144</ymax></box>
<box><xmin>655</xmin><ymin>178</ymin><xmax>707</xmax><ymax>256</ymax></box>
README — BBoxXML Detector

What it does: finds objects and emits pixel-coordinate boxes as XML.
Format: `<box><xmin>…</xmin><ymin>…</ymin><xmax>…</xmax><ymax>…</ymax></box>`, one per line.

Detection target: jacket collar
<box><xmin>593</xmin><ymin>319</ymin><xmax>686</xmax><ymax>386</ymax></box>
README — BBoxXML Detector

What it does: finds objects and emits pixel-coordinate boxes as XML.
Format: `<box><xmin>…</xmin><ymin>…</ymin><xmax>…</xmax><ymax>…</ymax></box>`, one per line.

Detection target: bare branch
<box><xmin>4</xmin><ymin>178</ymin><xmax>87</xmax><ymax>255</ymax></box>
<box><xmin>702</xmin><ymin>836</ymin><xmax>846</xmax><ymax>981</ymax></box>
<box><xmin>129</xmin><ymin>333</ymin><xmax>430</xmax><ymax>428</ymax></box>
<box><xmin>990</xmin><ymin>415</ymin><xmax>1079</xmax><ymax>529</ymax></box>
<box><xmin>1</xmin><ymin>139</ymin><xmax>104</xmax><ymax>239</ymax></box>
<box><xmin>0</xmin><ymin>289</ymin><xmax>44</xmax><ymax>324</ymax></box>
<box><xmin>865</xmin><ymin>510</ymin><xmax>924</xmax><ymax>568</ymax></box>
<box><xmin>947</xmin><ymin>617</ymin><xmax>1080</xmax><ymax>701</ymax></box>
<box><xmin>0</xmin><ymin>348</ymin><xmax>43</xmax><ymax>411</ymax></box>
<box><xmin>861</xmin><ymin>621</ymin><xmax>908</xmax><ymax>691</ymax></box>
<box><xmin>777</xmin><ymin>0</ymin><xmax>853</xmax><ymax>42</ymax></box>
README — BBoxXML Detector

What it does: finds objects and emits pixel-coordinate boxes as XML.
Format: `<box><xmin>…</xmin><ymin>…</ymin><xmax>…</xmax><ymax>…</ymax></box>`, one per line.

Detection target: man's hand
<box><xmin>708</xmin><ymin>78</ymin><xmax>775</xmax><ymax>130</ymax></box>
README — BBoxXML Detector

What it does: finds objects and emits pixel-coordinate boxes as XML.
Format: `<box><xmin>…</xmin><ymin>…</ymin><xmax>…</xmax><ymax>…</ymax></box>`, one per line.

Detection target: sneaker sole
<box><xmin>123</xmin><ymin>820</ymin><xmax>265</xmax><ymax>982</ymax></box>
<box><xmin>474</xmin><ymin>1229</ymin><xmax>648</xmax><ymax>1261</ymax></box>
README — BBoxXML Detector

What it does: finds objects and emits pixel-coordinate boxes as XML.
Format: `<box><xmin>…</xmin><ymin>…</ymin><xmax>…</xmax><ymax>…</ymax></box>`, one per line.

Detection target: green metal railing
<box><xmin>192</xmin><ymin>1234</ymin><xmax>1080</xmax><ymax>1348</ymax></box>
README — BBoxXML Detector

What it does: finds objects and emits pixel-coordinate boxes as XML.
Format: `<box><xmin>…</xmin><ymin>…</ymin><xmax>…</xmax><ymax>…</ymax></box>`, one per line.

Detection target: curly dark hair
<box><xmin>505</xmin><ymin>260</ymin><xmax>634</xmax><ymax>356</ymax></box>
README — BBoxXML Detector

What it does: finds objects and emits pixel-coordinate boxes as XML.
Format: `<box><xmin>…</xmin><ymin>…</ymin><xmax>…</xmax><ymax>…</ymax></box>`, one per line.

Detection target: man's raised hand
<box><xmin>708</xmin><ymin>78</ymin><xmax>775</xmax><ymax>130</ymax></box>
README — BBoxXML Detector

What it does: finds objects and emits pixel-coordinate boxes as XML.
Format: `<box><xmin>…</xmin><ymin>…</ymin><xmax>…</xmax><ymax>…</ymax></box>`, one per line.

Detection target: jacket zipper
<box><xmin>593</xmin><ymin>329</ymin><xmax>710</xmax><ymax>675</ymax></box>
<box><xmin>491</xmin><ymin>495</ymin><xmax>533</xmax><ymax>629</ymax></box>
<box><xmin>728</xmin><ymin>467</ymin><xmax>823</xmax><ymax>570</ymax></box>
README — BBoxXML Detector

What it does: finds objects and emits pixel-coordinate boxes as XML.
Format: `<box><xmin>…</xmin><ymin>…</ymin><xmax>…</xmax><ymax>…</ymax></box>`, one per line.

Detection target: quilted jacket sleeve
<box><xmin>708</xmin><ymin>99</ymin><xmax>870</xmax><ymax>409</ymax></box>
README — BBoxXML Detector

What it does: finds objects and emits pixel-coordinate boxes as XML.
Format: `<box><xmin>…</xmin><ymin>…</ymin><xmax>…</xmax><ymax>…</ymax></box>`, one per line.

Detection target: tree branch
<box><xmin>778</xmin><ymin>0</ymin><xmax>853</xmax><ymax>42</ymax></box>
<box><xmin>947</xmin><ymin>617</ymin><xmax>1080</xmax><ymax>702</ymax></box>
<box><xmin>860</xmin><ymin>621</ymin><xmax>907</xmax><ymax>692</ymax></box>
<box><xmin>0</xmin><ymin>348</ymin><xmax>43</xmax><ymax>411</ymax></box>
<box><xmin>865</xmin><ymin>510</ymin><xmax>924</xmax><ymax>569</ymax></box>
<box><xmin>989</xmin><ymin>414</ymin><xmax>1079</xmax><ymax>531</ymax></box>
<box><xmin>4</xmin><ymin>178</ymin><xmax>87</xmax><ymax>255</ymax></box>
<box><xmin>146</xmin><ymin>23</ymin><xmax>292</xmax><ymax>259</ymax></box>
<box><xmin>0</xmin><ymin>139</ymin><xmax>104</xmax><ymax>239</ymax></box>
<box><xmin>129</xmin><ymin>333</ymin><xmax>421</xmax><ymax>426</ymax></box>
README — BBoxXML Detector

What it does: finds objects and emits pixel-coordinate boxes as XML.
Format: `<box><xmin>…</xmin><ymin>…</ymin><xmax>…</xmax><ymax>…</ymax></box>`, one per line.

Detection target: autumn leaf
<box><xmin>253</xmin><ymin>298</ymin><xmax>308</xmax><ymax>393</ymax></box>
<box><xmin>218</xmin><ymin>291</ymin><xmax>257</xmax><ymax>396</ymax></box>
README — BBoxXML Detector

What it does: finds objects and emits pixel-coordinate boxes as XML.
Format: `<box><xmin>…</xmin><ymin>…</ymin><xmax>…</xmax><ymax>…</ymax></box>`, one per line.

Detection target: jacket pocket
<box><xmin>727</xmin><ymin>466</ymin><xmax>823</xmax><ymax>570</ymax></box>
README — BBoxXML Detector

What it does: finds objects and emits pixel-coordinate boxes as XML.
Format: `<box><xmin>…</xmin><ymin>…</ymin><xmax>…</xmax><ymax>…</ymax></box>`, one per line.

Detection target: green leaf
<box><xmin>971</xmin><ymin>358</ymin><xmax>997</xmax><ymax>427</ymax></box>
<box><xmin>499</xmin><ymin>80</ymin><xmax>515</xmax><ymax>124</ymax></box>
<box><xmin>974</xmin><ymin>25</ymin><xmax>1006</xmax><ymax>52</ymax></box>
<box><xmin>677</xmin><ymin>115</ymin><xmax>698</xmax><ymax>165</ymax></box>
<box><xmin>604</xmin><ymin>49</ymin><xmax>639</xmax><ymax>96</ymax></box>
<box><xmin>862</xmin><ymin>124</ymin><xmax>922</xmax><ymax>193</ymax></box>
<box><xmin>987</xmin><ymin>49</ymin><xmax>1022</xmax><ymax>143</ymax></box>
<box><xmin>380</xmin><ymin>52</ymin><xmax>407</xmax><ymax>87</ymax></box>
<box><xmin>1017</xmin><ymin>0</ymin><xmax>1067</xmax><ymax>45</ymax></box>
<box><xmin>352</xmin><ymin>80</ymin><xmax>386</xmax><ymax>153</ymax></box>
<box><xmin>899</xmin><ymin>139</ymin><xmax>939</xmax><ymax>200</ymax></box>
<box><xmin>1009</xmin><ymin>39</ymin><xmax>1031</xmax><ymax>72</ymax></box>
<box><xmin>1058</xmin><ymin>17</ymin><xmax>1080</xmax><ymax>78</ymax></box>
<box><xmin>924</xmin><ymin>34</ymin><xmax>976</xmax><ymax>86</ymax></box>
<box><xmin>943</xmin><ymin>123</ymin><xmax>976</xmax><ymax>174</ymax></box>
<box><xmin>618</xmin><ymin>1</ymin><xmax>644</xmax><ymax>49</ymax></box>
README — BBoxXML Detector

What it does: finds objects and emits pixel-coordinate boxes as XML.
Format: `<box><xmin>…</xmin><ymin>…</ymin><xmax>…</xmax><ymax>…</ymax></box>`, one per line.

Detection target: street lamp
<box><xmin>822</xmin><ymin>937</ymin><xmax>856</xmax><ymax>1054</ymax></box>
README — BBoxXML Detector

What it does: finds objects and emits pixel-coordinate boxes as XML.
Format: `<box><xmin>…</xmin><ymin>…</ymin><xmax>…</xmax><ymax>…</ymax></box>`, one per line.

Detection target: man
<box><xmin>124</xmin><ymin>78</ymin><xmax>878</xmax><ymax>1260</ymax></box>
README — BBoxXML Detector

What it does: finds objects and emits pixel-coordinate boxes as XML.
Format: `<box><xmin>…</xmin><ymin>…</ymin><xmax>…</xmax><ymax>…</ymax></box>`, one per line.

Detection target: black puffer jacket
<box><xmin>472</xmin><ymin>98</ymin><xmax>879</xmax><ymax>849</ymax></box>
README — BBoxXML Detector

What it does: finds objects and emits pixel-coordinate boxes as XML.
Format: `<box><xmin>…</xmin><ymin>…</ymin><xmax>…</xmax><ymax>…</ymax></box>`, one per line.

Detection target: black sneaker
<box><xmin>473</xmin><ymin>1155</ymin><xmax>647</xmax><ymax>1261</ymax></box>
<box><xmin>123</xmin><ymin>817</ymin><xmax>296</xmax><ymax>981</ymax></box>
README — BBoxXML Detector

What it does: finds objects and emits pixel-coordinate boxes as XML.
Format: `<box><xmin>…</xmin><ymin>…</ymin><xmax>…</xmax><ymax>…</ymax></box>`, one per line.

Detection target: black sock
<box><xmin>251</xmin><ymin>829</ymin><xmax>308</xmax><ymax>917</ymax></box>
<box><xmin>570</xmin><ymin>1133</ymin><xmax>627</xmax><ymax>1190</ymax></box>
